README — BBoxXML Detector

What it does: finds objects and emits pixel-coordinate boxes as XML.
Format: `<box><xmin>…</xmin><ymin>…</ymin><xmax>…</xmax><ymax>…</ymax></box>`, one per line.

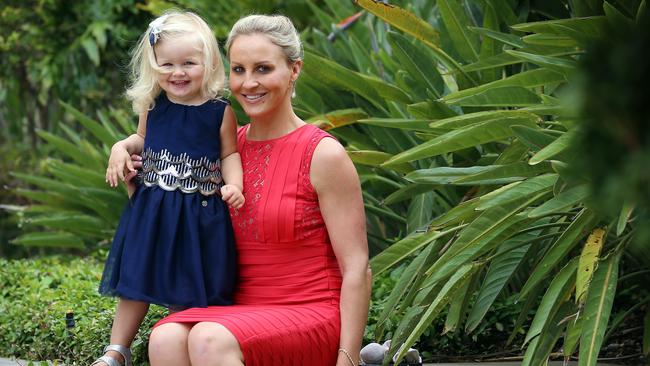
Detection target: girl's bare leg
<box><xmin>95</xmin><ymin>298</ymin><xmax>149</xmax><ymax>365</ymax></box>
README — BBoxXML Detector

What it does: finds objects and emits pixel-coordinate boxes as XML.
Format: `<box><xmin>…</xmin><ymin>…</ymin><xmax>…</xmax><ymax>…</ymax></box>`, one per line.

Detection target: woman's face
<box><xmin>228</xmin><ymin>34</ymin><xmax>300</xmax><ymax>120</ymax></box>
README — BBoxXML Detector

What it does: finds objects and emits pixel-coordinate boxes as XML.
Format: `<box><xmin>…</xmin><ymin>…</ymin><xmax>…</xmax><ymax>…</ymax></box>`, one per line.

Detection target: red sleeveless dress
<box><xmin>155</xmin><ymin>124</ymin><xmax>342</xmax><ymax>366</ymax></box>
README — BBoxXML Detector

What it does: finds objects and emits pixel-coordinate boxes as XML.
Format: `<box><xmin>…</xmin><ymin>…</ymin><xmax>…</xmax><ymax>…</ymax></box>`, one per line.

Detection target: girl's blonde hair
<box><xmin>225</xmin><ymin>14</ymin><xmax>303</xmax><ymax>64</ymax></box>
<box><xmin>126</xmin><ymin>11</ymin><xmax>225</xmax><ymax>114</ymax></box>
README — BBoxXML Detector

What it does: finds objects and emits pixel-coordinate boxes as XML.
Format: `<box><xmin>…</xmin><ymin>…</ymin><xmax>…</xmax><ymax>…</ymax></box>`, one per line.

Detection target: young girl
<box><xmin>95</xmin><ymin>11</ymin><xmax>243</xmax><ymax>366</ymax></box>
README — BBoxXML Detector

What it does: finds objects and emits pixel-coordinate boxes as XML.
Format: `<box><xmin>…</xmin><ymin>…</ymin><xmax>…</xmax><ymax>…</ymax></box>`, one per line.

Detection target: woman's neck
<box><xmin>246</xmin><ymin>102</ymin><xmax>305</xmax><ymax>141</ymax></box>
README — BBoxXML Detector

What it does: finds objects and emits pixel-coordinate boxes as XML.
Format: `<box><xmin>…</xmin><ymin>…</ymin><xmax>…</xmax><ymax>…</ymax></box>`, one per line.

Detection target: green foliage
<box><xmin>572</xmin><ymin>9</ymin><xmax>650</xmax><ymax>254</ymax></box>
<box><xmin>10</xmin><ymin>103</ymin><xmax>133</xmax><ymax>250</ymax></box>
<box><xmin>0</xmin><ymin>256</ymin><xmax>165</xmax><ymax>364</ymax></box>
<box><xmin>297</xmin><ymin>0</ymin><xmax>649</xmax><ymax>364</ymax></box>
<box><xmin>2</xmin><ymin>0</ymin><xmax>329</xmax><ymax>252</ymax></box>
<box><xmin>0</xmin><ymin>0</ymin><xmax>147</xmax><ymax>147</ymax></box>
<box><xmin>5</xmin><ymin>0</ymin><xmax>650</xmax><ymax>363</ymax></box>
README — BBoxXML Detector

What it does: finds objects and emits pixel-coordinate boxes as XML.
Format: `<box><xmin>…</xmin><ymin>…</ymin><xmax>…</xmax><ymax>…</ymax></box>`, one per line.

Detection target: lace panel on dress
<box><xmin>295</xmin><ymin>129</ymin><xmax>331</xmax><ymax>241</ymax></box>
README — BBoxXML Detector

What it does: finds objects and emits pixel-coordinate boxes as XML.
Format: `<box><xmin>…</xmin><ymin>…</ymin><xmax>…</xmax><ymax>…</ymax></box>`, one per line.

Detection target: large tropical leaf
<box><xmin>578</xmin><ymin>251</ymin><xmax>622</xmax><ymax>366</ymax></box>
<box><xmin>383</xmin><ymin>116</ymin><xmax>537</xmax><ymax>165</ymax></box>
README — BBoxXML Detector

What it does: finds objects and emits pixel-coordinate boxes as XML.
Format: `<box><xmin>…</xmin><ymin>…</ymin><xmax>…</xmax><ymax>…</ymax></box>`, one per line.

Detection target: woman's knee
<box><xmin>149</xmin><ymin>323</ymin><xmax>190</xmax><ymax>355</ymax></box>
<box><xmin>187</xmin><ymin>322</ymin><xmax>243</xmax><ymax>364</ymax></box>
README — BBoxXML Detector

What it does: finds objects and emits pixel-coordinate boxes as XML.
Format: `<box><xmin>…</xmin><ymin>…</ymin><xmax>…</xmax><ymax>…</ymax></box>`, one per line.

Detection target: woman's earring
<box><xmin>291</xmin><ymin>80</ymin><xmax>296</xmax><ymax>99</ymax></box>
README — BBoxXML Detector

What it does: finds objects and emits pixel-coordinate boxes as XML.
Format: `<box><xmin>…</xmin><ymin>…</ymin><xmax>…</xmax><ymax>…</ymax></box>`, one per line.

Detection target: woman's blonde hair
<box><xmin>225</xmin><ymin>14</ymin><xmax>303</xmax><ymax>64</ymax></box>
<box><xmin>126</xmin><ymin>10</ymin><xmax>225</xmax><ymax>114</ymax></box>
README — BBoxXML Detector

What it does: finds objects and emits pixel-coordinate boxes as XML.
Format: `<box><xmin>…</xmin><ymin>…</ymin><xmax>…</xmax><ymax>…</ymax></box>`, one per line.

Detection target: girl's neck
<box><xmin>246</xmin><ymin>103</ymin><xmax>305</xmax><ymax>141</ymax></box>
<box><xmin>165</xmin><ymin>92</ymin><xmax>210</xmax><ymax>106</ymax></box>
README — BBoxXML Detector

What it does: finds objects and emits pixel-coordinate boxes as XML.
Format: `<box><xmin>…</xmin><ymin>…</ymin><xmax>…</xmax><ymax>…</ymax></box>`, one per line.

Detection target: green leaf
<box><xmin>529</xmin><ymin>127</ymin><xmax>579</xmax><ymax>164</ymax></box>
<box><xmin>25</xmin><ymin>213</ymin><xmax>105</xmax><ymax>232</ymax></box>
<box><xmin>48</xmin><ymin>160</ymin><xmax>108</xmax><ymax>189</ymax></box>
<box><xmin>524</xmin><ymin>257</ymin><xmax>577</xmax><ymax>346</ymax></box>
<box><xmin>425</xmin><ymin>198</ymin><xmax>535</xmax><ymax>285</ymax></box>
<box><xmin>383</xmin><ymin>183</ymin><xmax>436</xmax><ymax>205</ymax></box>
<box><xmin>360</xmin><ymin>73</ymin><xmax>413</xmax><ymax>104</ymax></box>
<box><xmin>80</xmin><ymin>37</ymin><xmax>100</xmax><ymax>66</ymax></box>
<box><xmin>408</xmin><ymin>100</ymin><xmax>458</xmax><ymax>120</ymax></box>
<box><xmin>374</xmin><ymin>241</ymin><xmax>440</xmax><ymax>335</ymax></box>
<box><xmin>407</xmin><ymin>192</ymin><xmax>435</xmax><ymax>233</ymax></box>
<box><xmin>36</xmin><ymin>131</ymin><xmax>94</xmax><ymax>169</ymax></box>
<box><xmin>579</xmin><ymin>251</ymin><xmax>621</xmax><ymax>366</ymax></box>
<box><xmin>576</xmin><ymin>228</ymin><xmax>607</xmax><ymax>305</ymax></box>
<box><xmin>520</xmin><ymin>209</ymin><xmax>596</xmax><ymax>299</ymax></box>
<box><xmin>348</xmin><ymin>150</ymin><xmax>413</xmax><ymax>173</ymax></box>
<box><xmin>616</xmin><ymin>200</ymin><xmax>635</xmax><ymax>236</ymax></box>
<box><xmin>370</xmin><ymin>226</ymin><xmax>462</xmax><ymax>276</ymax></box>
<box><xmin>429</xmin><ymin>197</ymin><xmax>480</xmax><ymax>229</ymax></box>
<box><xmin>405</xmin><ymin>166</ymin><xmax>494</xmax><ymax>185</ymax></box>
<box><xmin>442</xmin><ymin>68</ymin><xmax>566</xmax><ymax>104</ymax></box>
<box><xmin>637</xmin><ymin>0</ymin><xmax>647</xmax><ymax>22</ymax></box>
<box><xmin>430</xmin><ymin>110</ymin><xmax>539</xmax><ymax>130</ymax></box>
<box><xmin>522</xmin><ymin>33</ymin><xmax>579</xmax><ymax>47</ymax></box>
<box><xmin>564</xmin><ymin>312</ymin><xmax>584</xmax><ymax>357</ymax></box>
<box><xmin>307</xmin><ymin>108</ymin><xmax>368</xmax><ymax>130</ymax></box>
<box><xmin>506</xmin><ymin>50</ymin><xmax>577</xmax><ymax>75</ymax></box>
<box><xmin>444</xmin><ymin>271</ymin><xmax>477</xmax><ymax>333</ymax></box>
<box><xmin>354</xmin><ymin>0</ymin><xmax>475</xmax><ymax>86</ymax></box>
<box><xmin>395</xmin><ymin>262</ymin><xmax>481</xmax><ymax>363</ymax></box>
<box><xmin>523</xmin><ymin>302</ymin><xmax>575</xmax><ymax>366</ymax></box>
<box><xmin>304</xmin><ymin>51</ymin><xmax>385</xmax><ymax>110</ymax></box>
<box><xmin>604</xmin><ymin>1</ymin><xmax>635</xmax><ymax>29</ymax></box>
<box><xmin>385</xmin><ymin>115</ymin><xmax>537</xmax><ymax>166</ymax></box>
<box><xmin>468</xmin><ymin>26</ymin><xmax>524</xmax><ymax>48</ymax></box>
<box><xmin>466</xmin><ymin>238</ymin><xmax>532</xmax><ymax>332</ymax></box>
<box><xmin>11</xmin><ymin>232</ymin><xmax>85</xmax><ymax>249</ymax></box>
<box><xmin>447</xmin><ymin>86</ymin><xmax>542</xmax><ymax>107</ymax></box>
<box><xmin>358</xmin><ymin>118</ymin><xmax>434</xmax><ymax>130</ymax></box>
<box><xmin>59</xmin><ymin>101</ymin><xmax>115</xmax><ymax>147</ymax></box>
<box><xmin>438</xmin><ymin>0</ymin><xmax>479</xmax><ymax>62</ymax></box>
<box><xmin>463</xmin><ymin>46</ymin><xmax>580</xmax><ymax>73</ymax></box>
<box><xmin>454</xmin><ymin>162</ymin><xmax>554</xmax><ymax>185</ymax></box>
<box><xmin>388</xmin><ymin>32</ymin><xmax>443</xmax><ymax>98</ymax></box>
<box><xmin>528</xmin><ymin>184</ymin><xmax>590</xmax><ymax>218</ymax></box>
<box><xmin>478</xmin><ymin>2</ymin><xmax>501</xmax><ymax>83</ymax></box>
<box><xmin>476</xmin><ymin>173</ymin><xmax>556</xmax><ymax>210</ymax></box>
<box><xmin>511</xmin><ymin>17</ymin><xmax>608</xmax><ymax>40</ymax></box>
<box><xmin>511</xmin><ymin>125</ymin><xmax>558</xmax><ymax>152</ymax></box>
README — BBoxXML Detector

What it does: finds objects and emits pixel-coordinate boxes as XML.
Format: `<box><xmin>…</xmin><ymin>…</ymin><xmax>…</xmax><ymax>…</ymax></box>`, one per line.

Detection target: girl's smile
<box><xmin>154</xmin><ymin>35</ymin><xmax>206</xmax><ymax>105</ymax></box>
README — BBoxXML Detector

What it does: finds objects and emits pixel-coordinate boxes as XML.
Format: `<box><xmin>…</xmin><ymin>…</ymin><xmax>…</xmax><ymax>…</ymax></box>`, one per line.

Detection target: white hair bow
<box><xmin>148</xmin><ymin>15</ymin><xmax>169</xmax><ymax>46</ymax></box>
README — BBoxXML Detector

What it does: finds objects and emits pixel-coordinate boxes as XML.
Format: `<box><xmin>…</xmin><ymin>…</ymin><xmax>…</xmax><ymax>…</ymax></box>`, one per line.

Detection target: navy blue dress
<box><xmin>100</xmin><ymin>93</ymin><xmax>236</xmax><ymax>308</ymax></box>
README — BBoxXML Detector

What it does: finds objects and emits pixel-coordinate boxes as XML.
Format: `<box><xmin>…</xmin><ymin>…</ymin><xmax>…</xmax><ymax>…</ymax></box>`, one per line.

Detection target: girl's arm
<box><xmin>311</xmin><ymin>137</ymin><xmax>371</xmax><ymax>366</ymax></box>
<box><xmin>106</xmin><ymin>112</ymin><xmax>147</xmax><ymax>188</ymax></box>
<box><xmin>219</xmin><ymin>106</ymin><xmax>244</xmax><ymax>208</ymax></box>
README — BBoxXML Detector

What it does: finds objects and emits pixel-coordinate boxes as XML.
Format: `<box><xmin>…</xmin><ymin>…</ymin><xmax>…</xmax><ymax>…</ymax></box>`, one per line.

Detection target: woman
<box><xmin>146</xmin><ymin>14</ymin><xmax>370</xmax><ymax>366</ymax></box>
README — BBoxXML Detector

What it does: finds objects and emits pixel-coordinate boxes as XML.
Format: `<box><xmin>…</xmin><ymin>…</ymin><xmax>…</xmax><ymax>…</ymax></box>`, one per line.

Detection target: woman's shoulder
<box><xmin>309</xmin><ymin>136</ymin><xmax>355</xmax><ymax>194</ymax></box>
<box><xmin>311</xmin><ymin>136</ymin><xmax>346</xmax><ymax>164</ymax></box>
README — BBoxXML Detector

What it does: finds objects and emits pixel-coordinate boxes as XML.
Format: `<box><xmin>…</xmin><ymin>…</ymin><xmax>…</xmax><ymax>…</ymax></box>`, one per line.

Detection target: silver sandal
<box><xmin>91</xmin><ymin>344</ymin><xmax>132</xmax><ymax>366</ymax></box>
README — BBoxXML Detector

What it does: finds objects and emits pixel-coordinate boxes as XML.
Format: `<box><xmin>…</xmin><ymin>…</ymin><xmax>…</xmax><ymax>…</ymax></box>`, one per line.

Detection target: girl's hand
<box><xmin>220</xmin><ymin>184</ymin><xmax>245</xmax><ymax>209</ymax></box>
<box><xmin>106</xmin><ymin>143</ymin><xmax>135</xmax><ymax>187</ymax></box>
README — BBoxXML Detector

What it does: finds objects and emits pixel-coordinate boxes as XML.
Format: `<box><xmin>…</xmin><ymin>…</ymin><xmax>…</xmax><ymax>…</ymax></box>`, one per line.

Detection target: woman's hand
<box><xmin>220</xmin><ymin>184</ymin><xmax>245</xmax><ymax>209</ymax></box>
<box><xmin>106</xmin><ymin>142</ymin><xmax>136</xmax><ymax>187</ymax></box>
<box><xmin>123</xmin><ymin>154</ymin><xmax>143</xmax><ymax>198</ymax></box>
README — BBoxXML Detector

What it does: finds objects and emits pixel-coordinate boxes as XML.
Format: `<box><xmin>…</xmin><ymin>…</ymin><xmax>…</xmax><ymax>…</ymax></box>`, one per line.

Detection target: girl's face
<box><xmin>155</xmin><ymin>35</ymin><xmax>205</xmax><ymax>105</ymax></box>
<box><xmin>228</xmin><ymin>34</ymin><xmax>301</xmax><ymax>120</ymax></box>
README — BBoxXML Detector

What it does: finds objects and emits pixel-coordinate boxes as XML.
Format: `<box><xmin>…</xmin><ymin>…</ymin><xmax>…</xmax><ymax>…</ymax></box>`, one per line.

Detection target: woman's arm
<box><xmin>311</xmin><ymin>137</ymin><xmax>371</xmax><ymax>366</ymax></box>
<box><xmin>106</xmin><ymin>112</ymin><xmax>147</xmax><ymax>188</ymax></box>
<box><xmin>219</xmin><ymin>106</ymin><xmax>244</xmax><ymax>208</ymax></box>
